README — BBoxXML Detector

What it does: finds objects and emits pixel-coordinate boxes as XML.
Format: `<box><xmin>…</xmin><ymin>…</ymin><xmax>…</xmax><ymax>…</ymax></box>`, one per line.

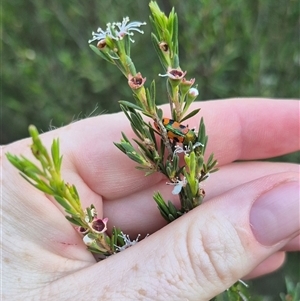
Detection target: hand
<box><xmin>3</xmin><ymin>98</ymin><xmax>299</xmax><ymax>300</ymax></box>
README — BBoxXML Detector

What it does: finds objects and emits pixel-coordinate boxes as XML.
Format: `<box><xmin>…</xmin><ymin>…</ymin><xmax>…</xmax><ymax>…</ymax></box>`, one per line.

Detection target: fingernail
<box><xmin>250</xmin><ymin>181</ymin><xmax>300</xmax><ymax>246</ymax></box>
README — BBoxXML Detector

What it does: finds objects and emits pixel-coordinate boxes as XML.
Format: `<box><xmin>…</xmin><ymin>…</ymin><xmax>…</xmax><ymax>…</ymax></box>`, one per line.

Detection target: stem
<box><xmin>172</xmin><ymin>86</ymin><xmax>182</xmax><ymax>121</ymax></box>
<box><xmin>98</xmin><ymin>233</ymin><xmax>114</xmax><ymax>254</ymax></box>
<box><xmin>154</xmin><ymin>115</ymin><xmax>173</xmax><ymax>155</ymax></box>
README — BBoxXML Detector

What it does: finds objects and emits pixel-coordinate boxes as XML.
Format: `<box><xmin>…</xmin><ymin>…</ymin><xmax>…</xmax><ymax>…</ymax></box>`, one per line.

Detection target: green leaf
<box><xmin>148</xmin><ymin>123</ymin><xmax>158</xmax><ymax>149</ymax></box>
<box><xmin>146</xmin><ymin>87</ymin><xmax>155</xmax><ymax>114</ymax></box>
<box><xmin>19</xmin><ymin>173</ymin><xmax>40</xmax><ymax>188</ymax></box>
<box><xmin>117</xmin><ymin>142</ymin><xmax>134</xmax><ymax>154</ymax></box>
<box><xmin>133</xmin><ymin>139</ymin><xmax>152</xmax><ymax>158</ymax></box>
<box><xmin>180</xmin><ymin>109</ymin><xmax>201</xmax><ymax>123</ymax></box>
<box><xmin>126</xmin><ymin>152</ymin><xmax>145</xmax><ymax>164</ymax></box>
<box><xmin>150</xmin><ymin>33</ymin><xmax>169</xmax><ymax>70</ymax></box>
<box><xmin>118</xmin><ymin>100</ymin><xmax>143</xmax><ymax>111</ymax></box>
<box><xmin>167</xmin><ymin>200</ymin><xmax>179</xmax><ymax>218</ymax></box>
<box><xmin>34</xmin><ymin>182</ymin><xmax>54</xmax><ymax>194</ymax></box>
<box><xmin>167</xmin><ymin>214</ymin><xmax>176</xmax><ymax>222</ymax></box>
<box><xmin>197</xmin><ymin>117</ymin><xmax>208</xmax><ymax>153</ymax></box>
<box><xmin>210</xmin><ymin>168</ymin><xmax>219</xmax><ymax>173</ymax></box>
<box><xmin>130</xmin><ymin>112</ymin><xmax>145</xmax><ymax>134</ymax></box>
<box><xmin>172</xmin><ymin>11</ymin><xmax>178</xmax><ymax>55</ymax></box>
<box><xmin>124</xmin><ymin>35</ymin><xmax>131</xmax><ymax>57</ymax></box>
<box><xmin>70</xmin><ymin>184</ymin><xmax>80</xmax><ymax>201</ymax></box>
<box><xmin>28</xmin><ymin>125</ymin><xmax>39</xmax><ymax>140</ymax></box>
<box><xmin>6</xmin><ymin>153</ymin><xmax>23</xmax><ymax>170</ymax></box>
<box><xmin>89</xmin><ymin>45</ymin><xmax>114</xmax><ymax>64</ymax></box>
<box><xmin>157</xmin><ymin>108</ymin><xmax>163</xmax><ymax>119</ymax></box>
<box><xmin>54</xmin><ymin>195</ymin><xmax>72</xmax><ymax>211</ymax></box>
<box><xmin>173</xmin><ymin>53</ymin><xmax>179</xmax><ymax>69</ymax></box>
<box><xmin>111</xmin><ymin>55</ymin><xmax>127</xmax><ymax>76</ymax></box>
<box><xmin>150</xmin><ymin>80</ymin><xmax>156</xmax><ymax>103</ymax></box>
<box><xmin>153</xmin><ymin>192</ymin><xmax>168</xmax><ymax>211</ymax></box>
<box><xmin>141</xmin><ymin>111</ymin><xmax>154</xmax><ymax>118</ymax></box>
<box><xmin>65</xmin><ymin>216</ymin><xmax>83</xmax><ymax>227</ymax></box>
<box><xmin>125</xmin><ymin>55</ymin><xmax>136</xmax><ymax>76</ymax></box>
<box><xmin>86</xmin><ymin>246</ymin><xmax>108</xmax><ymax>255</ymax></box>
<box><xmin>51</xmin><ymin>138</ymin><xmax>62</xmax><ymax>172</ymax></box>
<box><xmin>280</xmin><ymin>278</ymin><xmax>300</xmax><ymax>301</ymax></box>
<box><xmin>113</xmin><ymin>142</ymin><xmax>126</xmax><ymax>154</ymax></box>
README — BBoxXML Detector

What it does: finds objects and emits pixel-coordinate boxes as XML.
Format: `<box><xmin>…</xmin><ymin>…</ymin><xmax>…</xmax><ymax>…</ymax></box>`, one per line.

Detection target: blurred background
<box><xmin>3</xmin><ymin>0</ymin><xmax>299</xmax><ymax>298</ymax></box>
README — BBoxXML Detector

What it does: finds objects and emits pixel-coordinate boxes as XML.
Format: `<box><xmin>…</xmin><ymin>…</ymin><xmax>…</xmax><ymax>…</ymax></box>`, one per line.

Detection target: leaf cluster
<box><xmin>6</xmin><ymin>125</ymin><xmax>133</xmax><ymax>257</ymax></box>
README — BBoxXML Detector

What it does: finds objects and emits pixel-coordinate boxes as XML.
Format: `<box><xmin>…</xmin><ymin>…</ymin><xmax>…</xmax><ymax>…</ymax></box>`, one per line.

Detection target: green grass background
<box><xmin>3</xmin><ymin>0</ymin><xmax>299</xmax><ymax>299</ymax></box>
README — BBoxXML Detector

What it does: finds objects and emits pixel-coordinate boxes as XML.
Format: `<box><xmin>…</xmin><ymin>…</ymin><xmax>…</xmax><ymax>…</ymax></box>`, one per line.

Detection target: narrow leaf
<box><xmin>118</xmin><ymin>100</ymin><xmax>143</xmax><ymax>111</ymax></box>
<box><xmin>65</xmin><ymin>216</ymin><xmax>83</xmax><ymax>227</ymax></box>
<box><xmin>180</xmin><ymin>109</ymin><xmax>201</xmax><ymax>123</ymax></box>
<box><xmin>89</xmin><ymin>45</ymin><xmax>114</xmax><ymax>63</ymax></box>
<box><xmin>54</xmin><ymin>195</ymin><xmax>72</xmax><ymax>210</ymax></box>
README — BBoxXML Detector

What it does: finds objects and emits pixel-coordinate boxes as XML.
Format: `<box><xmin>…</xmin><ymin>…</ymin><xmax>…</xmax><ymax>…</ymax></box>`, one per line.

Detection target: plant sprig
<box><xmin>7</xmin><ymin>1</ymin><xmax>218</xmax><ymax>258</ymax></box>
<box><xmin>8</xmin><ymin>1</ymin><xmax>286</xmax><ymax>300</ymax></box>
<box><xmin>88</xmin><ymin>1</ymin><xmax>218</xmax><ymax>221</ymax></box>
<box><xmin>6</xmin><ymin>125</ymin><xmax>139</xmax><ymax>258</ymax></box>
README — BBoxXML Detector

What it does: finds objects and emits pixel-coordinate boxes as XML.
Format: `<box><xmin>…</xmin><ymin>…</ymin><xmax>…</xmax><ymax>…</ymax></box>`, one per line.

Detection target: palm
<box><xmin>3</xmin><ymin>99</ymin><xmax>299</xmax><ymax>298</ymax></box>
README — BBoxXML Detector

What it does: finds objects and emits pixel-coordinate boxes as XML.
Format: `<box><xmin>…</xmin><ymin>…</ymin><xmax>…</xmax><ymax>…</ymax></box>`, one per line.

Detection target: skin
<box><xmin>2</xmin><ymin>98</ymin><xmax>300</xmax><ymax>300</ymax></box>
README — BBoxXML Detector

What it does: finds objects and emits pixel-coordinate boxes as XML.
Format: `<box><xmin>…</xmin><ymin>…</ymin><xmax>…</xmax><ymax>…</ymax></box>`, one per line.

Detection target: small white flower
<box><xmin>192</xmin><ymin>141</ymin><xmax>204</xmax><ymax>148</ymax></box>
<box><xmin>112</xmin><ymin>17</ymin><xmax>146</xmax><ymax>42</ymax></box>
<box><xmin>188</xmin><ymin>87</ymin><xmax>199</xmax><ymax>97</ymax></box>
<box><xmin>89</xmin><ymin>17</ymin><xmax>146</xmax><ymax>44</ymax></box>
<box><xmin>83</xmin><ymin>233</ymin><xmax>95</xmax><ymax>246</ymax></box>
<box><xmin>88</xmin><ymin>27</ymin><xmax>108</xmax><ymax>43</ymax></box>
<box><xmin>173</xmin><ymin>145</ymin><xmax>188</xmax><ymax>156</ymax></box>
<box><xmin>173</xmin><ymin>141</ymin><xmax>204</xmax><ymax>157</ymax></box>
<box><xmin>115</xmin><ymin>232</ymin><xmax>145</xmax><ymax>252</ymax></box>
<box><xmin>166</xmin><ymin>177</ymin><xmax>187</xmax><ymax>195</ymax></box>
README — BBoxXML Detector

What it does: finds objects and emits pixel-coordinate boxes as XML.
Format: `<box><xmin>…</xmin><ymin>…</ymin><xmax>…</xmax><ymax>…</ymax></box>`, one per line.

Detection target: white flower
<box><xmin>166</xmin><ymin>177</ymin><xmax>187</xmax><ymax>195</ymax></box>
<box><xmin>115</xmin><ymin>232</ymin><xmax>143</xmax><ymax>252</ymax></box>
<box><xmin>89</xmin><ymin>17</ymin><xmax>146</xmax><ymax>44</ymax></box>
<box><xmin>88</xmin><ymin>27</ymin><xmax>108</xmax><ymax>44</ymax></box>
<box><xmin>83</xmin><ymin>233</ymin><xmax>95</xmax><ymax>246</ymax></box>
<box><xmin>188</xmin><ymin>87</ymin><xmax>199</xmax><ymax>97</ymax></box>
<box><xmin>173</xmin><ymin>141</ymin><xmax>204</xmax><ymax>157</ymax></box>
<box><xmin>112</xmin><ymin>17</ymin><xmax>146</xmax><ymax>42</ymax></box>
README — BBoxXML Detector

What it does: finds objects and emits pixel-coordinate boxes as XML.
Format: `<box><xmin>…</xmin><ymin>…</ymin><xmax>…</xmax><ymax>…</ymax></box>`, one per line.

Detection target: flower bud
<box><xmin>159</xmin><ymin>42</ymin><xmax>169</xmax><ymax>52</ymax></box>
<box><xmin>180</xmin><ymin>78</ymin><xmax>195</xmax><ymax>96</ymax></box>
<box><xmin>128</xmin><ymin>72</ymin><xmax>146</xmax><ymax>90</ymax></box>
<box><xmin>186</xmin><ymin>87</ymin><xmax>199</xmax><ymax>104</ymax></box>
<box><xmin>159</xmin><ymin>67</ymin><xmax>187</xmax><ymax>88</ymax></box>
<box><xmin>90</xmin><ymin>217</ymin><xmax>108</xmax><ymax>234</ymax></box>
<box><xmin>97</xmin><ymin>39</ymin><xmax>107</xmax><ymax>49</ymax></box>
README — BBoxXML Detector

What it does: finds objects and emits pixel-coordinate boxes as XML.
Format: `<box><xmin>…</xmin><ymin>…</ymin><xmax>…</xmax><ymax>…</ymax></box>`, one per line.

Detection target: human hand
<box><xmin>3</xmin><ymin>98</ymin><xmax>299</xmax><ymax>300</ymax></box>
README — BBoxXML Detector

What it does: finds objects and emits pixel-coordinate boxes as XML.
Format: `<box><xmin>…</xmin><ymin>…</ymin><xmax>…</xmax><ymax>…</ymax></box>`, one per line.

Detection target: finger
<box><xmin>202</xmin><ymin>161</ymin><xmax>300</xmax><ymax>200</ymax></box>
<box><xmin>103</xmin><ymin>161</ymin><xmax>298</xmax><ymax>236</ymax></box>
<box><xmin>48</xmin><ymin>172</ymin><xmax>300</xmax><ymax>300</ymax></box>
<box><xmin>192</xmin><ymin>98</ymin><xmax>299</xmax><ymax>165</ymax></box>
<box><xmin>64</xmin><ymin>98</ymin><xmax>299</xmax><ymax>198</ymax></box>
<box><xmin>6</xmin><ymin>99</ymin><xmax>298</xmax><ymax>201</ymax></box>
<box><xmin>244</xmin><ymin>252</ymin><xmax>286</xmax><ymax>279</ymax></box>
<box><xmin>281</xmin><ymin>235</ymin><xmax>300</xmax><ymax>251</ymax></box>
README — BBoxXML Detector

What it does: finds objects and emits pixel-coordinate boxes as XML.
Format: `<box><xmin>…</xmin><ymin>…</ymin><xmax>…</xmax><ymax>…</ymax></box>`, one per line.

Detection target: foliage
<box><xmin>6</xmin><ymin>125</ymin><xmax>131</xmax><ymax>257</ymax></box>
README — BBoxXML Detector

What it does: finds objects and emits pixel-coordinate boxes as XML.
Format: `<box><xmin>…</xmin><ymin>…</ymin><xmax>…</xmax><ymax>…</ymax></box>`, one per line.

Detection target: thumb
<box><xmin>54</xmin><ymin>172</ymin><xmax>299</xmax><ymax>300</ymax></box>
